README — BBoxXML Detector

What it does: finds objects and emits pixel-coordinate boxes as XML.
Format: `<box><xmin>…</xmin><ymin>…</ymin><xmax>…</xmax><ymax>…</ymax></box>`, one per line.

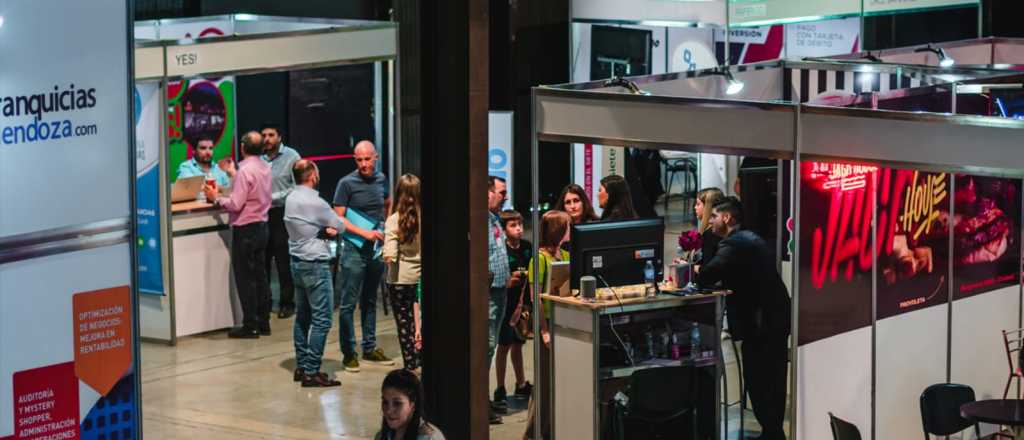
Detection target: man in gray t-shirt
<box><xmin>332</xmin><ymin>141</ymin><xmax>394</xmax><ymax>372</ymax></box>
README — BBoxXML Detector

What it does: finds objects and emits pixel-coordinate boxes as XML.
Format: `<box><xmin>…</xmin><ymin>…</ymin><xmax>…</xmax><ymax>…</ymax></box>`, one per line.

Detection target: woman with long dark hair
<box><xmin>375</xmin><ymin>369</ymin><xmax>445</xmax><ymax>440</ymax></box>
<box><xmin>694</xmin><ymin>187</ymin><xmax>725</xmax><ymax>268</ymax></box>
<box><xmin>555</xmin><ymin>184</ymin><xmax>599</xmax><ymax>225</ymax></box>
<box><xmin>598</xmin><ymin>175</ymin><xmax>638</xmax><ymax>221</ymax></box>
<box><xmin>383</xmin><ymin>174</ymin><xmax>423</xmax><ymax>373</ymax></box>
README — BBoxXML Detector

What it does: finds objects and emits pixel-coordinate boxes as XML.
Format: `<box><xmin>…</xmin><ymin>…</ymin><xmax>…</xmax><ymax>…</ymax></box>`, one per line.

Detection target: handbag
<box><xmin>509</xmin><ymin>281</ymin><xmax>533</xmax><ymax>340</ymax></box>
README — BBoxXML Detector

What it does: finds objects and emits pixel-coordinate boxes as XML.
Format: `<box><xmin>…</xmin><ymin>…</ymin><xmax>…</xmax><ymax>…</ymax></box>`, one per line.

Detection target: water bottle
<box><xmin>690</xmin><ymin>322</ymin><xmax>701</xmax><ymax>362</ymax></box>
<box><xmin>644</xmin><ymin>328</ymin><xmax>655</xmax><ymax>360</ymax></box>
<box><xmin>643</xmin><ymin>260</ymin><xmax>656</xmax><ymax>297</ymax></box>
<box><xmin>196</xmin><ymin>188</ymin><xmax>206</xmax><ymax>203</ymax></box>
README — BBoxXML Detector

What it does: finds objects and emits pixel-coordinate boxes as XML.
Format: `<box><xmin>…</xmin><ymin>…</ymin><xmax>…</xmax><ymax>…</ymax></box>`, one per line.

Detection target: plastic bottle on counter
<box><xmin>690</xmin><ymin>322</ymin><xmax>701</xmax><ymax>362</ymax></box>
<box><xmin>643</xmin><ymin>260</ymin><xmax>656</xmax><ymax>297</ymax></box>
<box><xmin>671</xmin><ymin>333</ymin><xmax>681</xmax><ymax>360</ymax></box>
<box><xmin>644</xmin><ymin>327</ymin><xmax>655</xmax><ymax>360</ymax></box>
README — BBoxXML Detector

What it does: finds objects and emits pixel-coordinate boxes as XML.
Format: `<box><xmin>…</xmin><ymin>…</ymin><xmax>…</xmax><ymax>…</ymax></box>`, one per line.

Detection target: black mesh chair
<box><xmin>616</xmin><ymin>366</ymin><xmax>698</xmax><ymax>440</ymax></box>
<box><xmin>829</xmin><ymin>412</ymin><xmax>862</xmax><ymax>440</ymax></box>
<box><xmin>920</xmin><ymin>383</ymin><xmax>1010</xmax><ymax>439</ymax></box>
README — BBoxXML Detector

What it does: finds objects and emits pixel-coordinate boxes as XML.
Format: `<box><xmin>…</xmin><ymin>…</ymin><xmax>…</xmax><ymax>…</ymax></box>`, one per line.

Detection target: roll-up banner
<box><xmin>135</xmin><ymin>84</ymin><xmax>163</xmax><ymax>295</ymax></box>
<box><xmin>489</xmin><ymin>111</ymin><xmax>514</xmax><ymax>211</ymax></box>
<box><xmin>0</xmin><ymin>1</ymin><xmax>139</xmax><ymax>440</ymax></box>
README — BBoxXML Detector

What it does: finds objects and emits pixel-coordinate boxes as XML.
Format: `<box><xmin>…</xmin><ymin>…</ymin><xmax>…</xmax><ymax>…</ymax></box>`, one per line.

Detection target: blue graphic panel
<box><xmin>81</xmin><ymin>373</ymin><xmax>137</xmax><ymax>440</ymax></box>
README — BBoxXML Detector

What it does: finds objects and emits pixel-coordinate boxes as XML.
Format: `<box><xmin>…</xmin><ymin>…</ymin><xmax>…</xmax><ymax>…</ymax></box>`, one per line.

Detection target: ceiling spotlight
<box><xmin>861</xmin><ymin>51</ymin><xmax>883</xmax><ymax>63</ymax></box>
<box><xmin>915</xmin><ymin>44</ymin><xmax>955</xmax><ymax>68</ymax></box>
<box><xmin>710</xmin><ymin>68</ymin><xmax>744</xmax><ymax>95</ymax></box>
<box><xmin>0</xmin><ymin>16</ymin><xmax>5</xmax><ymax>29</ymax></box>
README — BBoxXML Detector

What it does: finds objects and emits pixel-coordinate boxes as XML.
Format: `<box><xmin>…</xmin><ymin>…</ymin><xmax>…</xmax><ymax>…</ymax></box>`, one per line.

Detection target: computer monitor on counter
<box><xmin>570</xmin><ymin>218</ymin><xmax>664</xmax><ymax>289</ymax></box>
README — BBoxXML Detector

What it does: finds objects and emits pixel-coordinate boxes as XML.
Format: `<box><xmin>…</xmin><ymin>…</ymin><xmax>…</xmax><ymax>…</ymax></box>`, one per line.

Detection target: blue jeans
<box><xmin>337</xmin><ymin>241</ymin><xmax>384</xmax><ymax>356</ymax></box>
<box><xmin>488</xmin><ymin>286</ymin><xmax>508</xmax><ymax>367</ymax></box>
<box><xmin>291</xmin><ymin>258</ymin><xmax>334</xmax><ymax>373</ymax></box>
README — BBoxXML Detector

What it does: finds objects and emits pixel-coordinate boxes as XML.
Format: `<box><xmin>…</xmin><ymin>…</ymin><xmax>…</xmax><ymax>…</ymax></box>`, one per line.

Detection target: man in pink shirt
<box><xmin>204</xmin><ymin>131</ymin><xmax>273</xmax><ymax>338</ymax></box>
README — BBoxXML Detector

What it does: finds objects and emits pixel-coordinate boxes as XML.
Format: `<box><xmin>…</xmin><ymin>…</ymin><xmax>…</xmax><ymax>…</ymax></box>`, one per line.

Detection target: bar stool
<box><xmin>660</xmin><ymin>151</ymin><xmax>698</xmax><ymax>220</ymax></box>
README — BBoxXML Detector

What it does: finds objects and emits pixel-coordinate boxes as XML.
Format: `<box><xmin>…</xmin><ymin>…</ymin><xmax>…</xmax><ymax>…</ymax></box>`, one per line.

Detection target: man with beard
<box><xmin>262</xmin><ymin>123</ymin><xmax>302</xmax><ymax>319</ymax></box>
<box><xmin>284</xmin><ymin>159</ymin><xmax>344</xmax><ymax>387</ymax></box>
<box><xmin>177</xmin><ymin>136</ymin><xmax>232</xmax><ymax>187</ymax></box>
<box><xmin>696</xmin><ymin>197</ymin><xmax>791</xmax><ymax>440</ymax></box>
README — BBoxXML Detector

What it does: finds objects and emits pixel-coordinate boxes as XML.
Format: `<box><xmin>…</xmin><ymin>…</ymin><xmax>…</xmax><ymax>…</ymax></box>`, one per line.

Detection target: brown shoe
<box><xmin>302</xmin><ymin>372</ymin><xmax>341</xmax><ymax>388</ymax></box>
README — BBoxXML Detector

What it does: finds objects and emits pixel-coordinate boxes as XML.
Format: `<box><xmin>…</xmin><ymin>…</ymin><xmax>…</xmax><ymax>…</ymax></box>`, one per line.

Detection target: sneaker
<box><xmin>343</xmin><ymin>354</ymin><xmax>361</xmax><ymax>372</ymax></box>
<box><xmin>259</xmin><ymin>325</ymin><xmax>272</xmax><ymax>336</ymax></box>
<box><xmin>514</xmin><ymin>381</ymin><xmax>533</xmax><ymax>398</ymax></box>
<box><xmin>493</xmin><ymin>386</ymin><xmax>508</xmax><ymax>404</ymax></box>
<box><xmin>491</xmin><ymin>399</ymin><xmax>508</xmax><ymax>414</ymax></box>
<box><xmin>489</xmin><ymin>408</ymin><xmax>503</xmax><ymax>425</ymax></box>
<box><xmin>362</xmin><ymin>348</ymin><xmax>396</xmax><ymax>366</ymax></box>
<box><xmin>293</xmin><ymin>368</ymin><xmax>305</xmax><ymax>382</ymax></box>
<box><xmin>302</xmin><ymin>372</ymin><xmax>341</xmax><ymax>388</ymax></box>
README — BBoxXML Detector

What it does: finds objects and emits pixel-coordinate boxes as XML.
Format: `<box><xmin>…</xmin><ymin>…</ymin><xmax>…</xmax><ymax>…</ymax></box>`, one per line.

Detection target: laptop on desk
<box><xmin>170</xmin><ymin>176</ymin><xmax>206</xmax><ymax>203</ymax></box>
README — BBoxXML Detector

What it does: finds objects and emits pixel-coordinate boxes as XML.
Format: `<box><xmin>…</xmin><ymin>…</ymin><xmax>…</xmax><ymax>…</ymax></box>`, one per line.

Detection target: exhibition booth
<box><xmin>532</xmin><ymin>63</ymin><xmax>1024</xmax><ymax>439</ymax></box>
<box><xmin>132</xmin><ymin>15</ymin><xmax>399</xmax><ymax>343</ymax></box>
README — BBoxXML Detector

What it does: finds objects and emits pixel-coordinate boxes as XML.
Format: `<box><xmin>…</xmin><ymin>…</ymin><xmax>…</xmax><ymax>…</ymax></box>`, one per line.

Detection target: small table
<box><xmin>961</xmin><ymin>399</ymin><xmax>1024</xmax><ymax>437</ymax></box>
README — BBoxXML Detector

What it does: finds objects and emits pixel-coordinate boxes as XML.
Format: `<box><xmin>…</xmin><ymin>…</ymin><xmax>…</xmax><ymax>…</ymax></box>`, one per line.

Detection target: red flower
<box><xmin>678</xmin><ymin>230</ymin><xmax>703</xmax><ymax>251</ymax></box>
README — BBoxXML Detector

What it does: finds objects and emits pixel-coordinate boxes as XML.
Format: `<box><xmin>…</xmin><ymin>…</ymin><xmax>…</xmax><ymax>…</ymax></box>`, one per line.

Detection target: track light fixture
<box><xmin>914</xmin><ymin>44</ymin><xmax>955</xmax><ymax>68</ymax></box>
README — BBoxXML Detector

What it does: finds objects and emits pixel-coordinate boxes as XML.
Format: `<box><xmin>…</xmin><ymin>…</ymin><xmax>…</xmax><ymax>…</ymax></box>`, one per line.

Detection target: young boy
<box><xmin>494</xmin><ymin>210</ymin><xmax>533</xmax><ymax>410</ymax></box>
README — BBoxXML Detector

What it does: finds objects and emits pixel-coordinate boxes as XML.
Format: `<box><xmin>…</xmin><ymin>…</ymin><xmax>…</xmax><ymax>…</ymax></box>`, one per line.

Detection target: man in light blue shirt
<box><xmin>177</xmin><ymin>136</ymin><xmax>232</xmax><ymax>187</ymax></box>
<box><xmin>284</xmin><ymin>159</ymin><xmax>344</xmax><ymax>387</ymax></box>
<box><xmin>261</xmin><ymin>123</ymin><xmax>302</xmax><ymax>319</ymax></box>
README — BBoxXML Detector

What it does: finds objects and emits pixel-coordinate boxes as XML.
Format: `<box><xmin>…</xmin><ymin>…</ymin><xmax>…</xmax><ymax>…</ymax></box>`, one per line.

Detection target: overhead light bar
<box><xmin>914</xmin><ymin>44</ymin><xmax>955</xmax><ymax>68</ymax></box>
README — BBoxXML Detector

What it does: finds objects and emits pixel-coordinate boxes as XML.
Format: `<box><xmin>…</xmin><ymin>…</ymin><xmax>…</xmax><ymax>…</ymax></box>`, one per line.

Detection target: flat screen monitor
<box><xmin>570</xmin><ymin>218</ymin><xmax>665</xmax><ymax>290</ymax></box>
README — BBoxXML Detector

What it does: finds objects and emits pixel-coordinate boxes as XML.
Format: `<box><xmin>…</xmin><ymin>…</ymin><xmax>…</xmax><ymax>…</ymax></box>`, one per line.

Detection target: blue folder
<box><xmin>341</xmin><ymin>206</ymin><xmax>380</xmax><ymax>248</ymax></box>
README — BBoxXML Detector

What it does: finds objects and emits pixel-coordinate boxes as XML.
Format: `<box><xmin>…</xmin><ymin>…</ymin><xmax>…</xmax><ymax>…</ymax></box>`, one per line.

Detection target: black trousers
<box><xmin>741</xmin><ymin>333</ymin><xmax>789</xmax><ymax>440</ymax></box>
<box><xmin>388</xmin><ymin>284</ymin><xmax>421</xmax><ymax>370</ymax></box>
<box><xmin>267</xmin><ymin>206</ymin><xmax>295</xmax><ymax>309</ymax></box>
<box><xmin>232</xmin><ymin>222</ymin><xmax>271</xmax><ymax>330</ymax></box>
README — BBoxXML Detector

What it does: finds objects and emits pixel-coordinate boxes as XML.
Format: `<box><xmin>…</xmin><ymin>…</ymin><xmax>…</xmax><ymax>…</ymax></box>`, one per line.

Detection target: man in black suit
<box><xmin>696</xmin><ymin>196</ymin><xmax>791</xmax><ymax>440</ymax></box>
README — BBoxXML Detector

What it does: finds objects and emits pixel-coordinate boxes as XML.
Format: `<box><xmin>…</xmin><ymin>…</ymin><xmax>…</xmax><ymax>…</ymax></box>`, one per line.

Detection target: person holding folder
<box><xmin>332</xmin><ymin>141</ymin><xmax>395</xmax><ymax>372</ymax></box>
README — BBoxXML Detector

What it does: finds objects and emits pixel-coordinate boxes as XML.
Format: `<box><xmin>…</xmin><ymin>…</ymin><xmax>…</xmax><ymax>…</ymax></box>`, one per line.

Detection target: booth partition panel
<box><xmin>950</xmin><ymin>175</ymin><xmax>1023</xmax><ymax>437</ymax></box>
<box><xmin>873</xmin><ymin>169</ymin><xmax>952</xmax><ymax>440</ymax></box>
<box><xmin>796</xmin><ymin>161</ymin><xmax>875</xmax><ymax>440</ymax></box>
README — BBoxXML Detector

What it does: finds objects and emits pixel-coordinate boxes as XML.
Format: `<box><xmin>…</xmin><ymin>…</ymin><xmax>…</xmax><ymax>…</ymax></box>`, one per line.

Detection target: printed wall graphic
<box><xmin>135</xmin><ymin>83</ymin><xmax>163</xmax><ymax>295</ymax></box>
<box><xmin>11</xmin><ymin>363</ymin><xmax>80</xmax><ymax>440</ymax></box>
<box><xmin>953</xmin><ymin>175</ymin><xmax>1021</xmax><ymax>298</ymax></box>
<box><xmin>798</xmin><ymin>161</ymin><xmax>877</xmax><ymax>345</ymax></box>
<box><xmin>1</xmin><ymin>1</ymin><xmax>138</xmax><ymax>439</ymax></box>
<box><xmin>784</xmin><ymin>17</ymin><xmax>861</xmax><ymax>59</ymax></box>
<box><xmin>876</xmin><ymin>169</ymin><xmax>950</xmax><ymax>319</ymax></box>
<box><xmin>167</xmin><ymin>78</ymin><xmax>236</xmax><ymax>182</ymax></box>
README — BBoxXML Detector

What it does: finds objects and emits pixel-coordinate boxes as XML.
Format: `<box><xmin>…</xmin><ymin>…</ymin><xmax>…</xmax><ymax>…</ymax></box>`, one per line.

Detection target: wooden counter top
<box><xmin>171</xmin><ymin>201</ymin><xmax>220</xmax><ymax>214</ymax></box>
<box><xmin>542</xmin><ymin>286</ymin><xmax>729</xmax><ymax>313</ymax></box>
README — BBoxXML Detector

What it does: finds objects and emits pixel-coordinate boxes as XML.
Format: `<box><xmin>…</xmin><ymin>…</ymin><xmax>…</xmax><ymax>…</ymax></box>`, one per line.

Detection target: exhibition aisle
<box><xmin>139</xmin><ymin>198</ymin><xmax>778</xmax><ymax>440</ymax></box>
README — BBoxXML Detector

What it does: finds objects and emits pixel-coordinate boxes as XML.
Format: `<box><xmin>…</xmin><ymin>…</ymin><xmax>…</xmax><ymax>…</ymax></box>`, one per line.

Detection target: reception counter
<box><xmin>139</xmin><ymin>200</ymin><xmax>240</xmax><ymax>343</ymax></box>
<box><xmin>543</xmin><ymin>289</ymin><xmax>728</xmax><ymax>440</ymax></box>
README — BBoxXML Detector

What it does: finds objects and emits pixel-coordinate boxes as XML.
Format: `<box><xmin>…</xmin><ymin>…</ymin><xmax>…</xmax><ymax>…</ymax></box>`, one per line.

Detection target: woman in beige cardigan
<box><xmin>383</xmin><ymin>174</ymin><xmax>423</xmax><ymax>373</ymax></box>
